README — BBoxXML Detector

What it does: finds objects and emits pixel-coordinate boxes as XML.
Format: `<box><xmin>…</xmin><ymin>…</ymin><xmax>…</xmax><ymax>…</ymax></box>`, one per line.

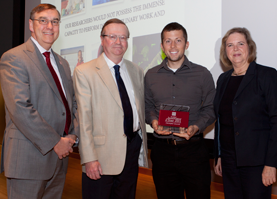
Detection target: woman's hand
<box><xmin>262</xmin><ymin>165</ymin><xmax>276</xmax><ymax>186</ymax></box>
<box><xmin>214</xmin><ymin>157</ymin><xmax>222</xmax><ymax>177</ymax></box>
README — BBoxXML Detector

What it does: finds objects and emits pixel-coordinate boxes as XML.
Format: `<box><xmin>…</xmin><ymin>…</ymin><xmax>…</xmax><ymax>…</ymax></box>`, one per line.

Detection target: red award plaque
<box><xmin>158</xmin><ymin>104</ymin><xmax>190</xmax><ymax>133</ymax></box>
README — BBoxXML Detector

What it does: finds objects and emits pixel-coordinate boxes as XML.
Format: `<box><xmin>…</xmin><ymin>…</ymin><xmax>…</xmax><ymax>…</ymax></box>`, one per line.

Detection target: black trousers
<box><xmin>82</xmin><ymin>133</ymin><xmax>142</xmax><ymax>199</ymax></box>
<box><xmin>221</xmin><ymin>148</ymin><xmax>272</xmax><ymax>199</ymax></box>
<box><xmin>151</xmin><ymin>137</ymin><xmax>211</xmax><ymax>199</ymax></box>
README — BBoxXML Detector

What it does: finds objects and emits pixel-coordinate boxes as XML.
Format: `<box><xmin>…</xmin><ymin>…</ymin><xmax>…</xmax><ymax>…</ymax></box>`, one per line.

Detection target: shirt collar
<box><xmin>31</xmin><ymin>37</ymin><xmax>52</xmax><ymax>54</ymax></box>
<box><xmin>103</xmin><ymin>53</ymin><xmax>126</xmax><ymax>71</ymax></box>
<box><xmin>157</xmin><ymin>55</ymin><xmax>192</xmax><ymax>72</ymax></box>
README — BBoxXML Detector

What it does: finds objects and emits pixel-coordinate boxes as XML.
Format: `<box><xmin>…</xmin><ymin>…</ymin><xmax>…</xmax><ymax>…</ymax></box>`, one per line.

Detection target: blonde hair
<box><xmin>220</xmin><ymin>27</ymin><xmax>256</xmax><ymax>67</ymax></box>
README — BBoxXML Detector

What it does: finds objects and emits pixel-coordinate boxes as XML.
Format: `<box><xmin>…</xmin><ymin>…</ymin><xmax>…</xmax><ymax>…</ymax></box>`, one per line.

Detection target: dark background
<box><xmin>0</xmin><ymin>0</ymin><xmax>25</xmax><ymax>144</ymax></box>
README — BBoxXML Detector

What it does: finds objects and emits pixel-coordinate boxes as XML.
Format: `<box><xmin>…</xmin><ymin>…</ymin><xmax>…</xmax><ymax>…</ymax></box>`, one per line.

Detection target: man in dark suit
<box><xmin>0</xmin><ymin>4</ymin><xmax>79</xmax><ymax>199</ymax></box>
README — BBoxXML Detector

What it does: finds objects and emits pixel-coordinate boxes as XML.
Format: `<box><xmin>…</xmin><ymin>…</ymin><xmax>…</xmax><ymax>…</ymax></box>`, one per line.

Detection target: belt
<box><xmin>157</xmin><ymin>134</ymin><xmax>202</xmax><ymax>146</ymax></box>
<box><xmin>133</xmin><ymin>129</ymin><xmax>140</xmax><ymax>134</ymax></box>
<box><xmin>127</xmin><ymin>129</ymin><xmax>140</xmax><ymax>142</ymax></box>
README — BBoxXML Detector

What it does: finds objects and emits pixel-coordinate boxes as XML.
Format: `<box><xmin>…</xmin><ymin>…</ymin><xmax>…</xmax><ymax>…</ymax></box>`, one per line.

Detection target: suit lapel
<box><xmin>52</xmin><ymin>51</ymin><xmax>72</xmax><ymax>108</ymax></box>
<box><xmin>24</xmin><ymin>39</ymin><xmax>63</xmax><ymax>104</ymax></box>
<box><xmin>125</xmin><ymin>61</ymin><xmax>141</xmax><ymax>113</ymax></box>
<box><xmin>215</xmin><ymin>62</ymin><xmax>256</xmax><ymax>113</ymax></box>
<box><xmin>234</xmin><ymin>62</ymin><xmax>255</xmax><ymax>99</ymax></box>
<box><xmin>96</xmin><ymin>54</ymin><xmax>123</xmax><ymax>109</ymax></box>
<box><xmin>215</xmin><ymin>70</ymin><xmax>232</xmax><ymax>114</ymax></box>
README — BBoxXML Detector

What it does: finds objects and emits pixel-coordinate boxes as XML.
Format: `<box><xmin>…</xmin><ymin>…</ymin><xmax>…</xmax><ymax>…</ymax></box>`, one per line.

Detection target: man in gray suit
<box><xmin>0</xmin><ymin>4</ymin><xmax>79</xmax><ymax>199</ymax></box>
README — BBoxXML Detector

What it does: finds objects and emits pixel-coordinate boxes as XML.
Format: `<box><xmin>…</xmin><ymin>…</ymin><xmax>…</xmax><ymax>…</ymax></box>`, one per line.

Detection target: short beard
<box><xmin>166</xmin><ymin>53</ymin><xmax>184</xmax><ymax>62</ymax></box>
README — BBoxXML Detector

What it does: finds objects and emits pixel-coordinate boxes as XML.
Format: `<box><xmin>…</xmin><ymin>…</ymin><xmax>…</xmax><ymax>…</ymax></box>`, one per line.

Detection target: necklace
<box><xmin>232</xmin><ymin>69</ymin><xmax>247</xmax><ymax>76</ymax></box>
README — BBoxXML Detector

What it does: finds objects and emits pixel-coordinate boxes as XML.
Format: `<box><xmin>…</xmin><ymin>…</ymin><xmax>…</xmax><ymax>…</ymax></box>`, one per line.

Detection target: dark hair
<box><xmin>161</xmin><ymin>22</ymin><xmax>188</xmax><ymax>43</ymax></box>
<box><xmin>30</xmin><ymin>4</ymin><xmax>60</xmax><ymax>20</ymax></box>
<box><xmin>78</xmin><ymin>50</ymin><xmax>83</xmax><ymax>63</ymax></box>
<box><xmin>100</xmin><ymin>18</ymin><xmax>130</xmax><ymax>37</ymax></box>
<box><xmin>220</xmin><ymin>27</ymin><xmax>257</xmax><ymax>67</ymax></box>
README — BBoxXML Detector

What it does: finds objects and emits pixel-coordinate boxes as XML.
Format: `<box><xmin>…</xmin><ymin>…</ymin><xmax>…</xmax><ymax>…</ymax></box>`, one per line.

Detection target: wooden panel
<box><xmin>0</xmin><ymin>151</ymin><xmax>277</xmax><ymax>199</ymax></box>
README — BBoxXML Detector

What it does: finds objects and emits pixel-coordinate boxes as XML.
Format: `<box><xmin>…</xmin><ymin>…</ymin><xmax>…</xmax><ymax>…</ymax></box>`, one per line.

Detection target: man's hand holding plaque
<box><xmin>152</xmin><ymin>119</ymin><xmax>172</xmax><ymax>135</ymax></box>
<box><xmin>157</xmin><ymin>104</ymin><xmax>190</xmax><ymax>134</ymax></box>
<box><xmin>173</xmin><ymin>125</ymin><xmax>199</xmax><ymax>140</ymax></box>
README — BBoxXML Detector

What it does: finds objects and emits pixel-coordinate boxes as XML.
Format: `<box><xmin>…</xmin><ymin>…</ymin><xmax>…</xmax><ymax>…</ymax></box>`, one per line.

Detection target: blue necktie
<box><xmin>114</xmin><ymin>65</ymin><xmax>134</xmax><ymax>141</ymax></box>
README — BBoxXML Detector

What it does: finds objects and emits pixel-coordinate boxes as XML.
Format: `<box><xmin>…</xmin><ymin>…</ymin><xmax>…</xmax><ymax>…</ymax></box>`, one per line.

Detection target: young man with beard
<box><xmin>145</xmin><ymin>22</ymin><xmax>215</xmax><ymax>199</ymax></box>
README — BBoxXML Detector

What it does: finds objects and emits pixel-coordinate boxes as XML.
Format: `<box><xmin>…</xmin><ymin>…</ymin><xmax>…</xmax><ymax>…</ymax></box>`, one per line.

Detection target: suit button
<box><xmin>236</xmin><ymin>132</ymin><xmax>239</xmax><ymax>136</ymax></box>
<box><xmin>62</xmin><ymin>112</ymin><xmax>65</xmax><ymax>116</ymax></box>
<box><xmin>233</xmin><ymin>101</ymin><xmax>237</xmax><ymax>105</ymax></box>
<box><xmin>173</xmin><ymin>84</ymin><xmax>175</xmax><ymax>86</ymax></box>
<box><xmin>234</xmin><ymin>117</ymin><xmax>238</xmax><ymax>121</ymax></box>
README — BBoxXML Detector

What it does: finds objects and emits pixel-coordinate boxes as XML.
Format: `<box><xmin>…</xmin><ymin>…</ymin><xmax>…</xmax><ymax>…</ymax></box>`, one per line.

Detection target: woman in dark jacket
<box><xmin>214</xmin><ymin>27</ymin><xmax>277</xmax><ymax>199</ymax></box>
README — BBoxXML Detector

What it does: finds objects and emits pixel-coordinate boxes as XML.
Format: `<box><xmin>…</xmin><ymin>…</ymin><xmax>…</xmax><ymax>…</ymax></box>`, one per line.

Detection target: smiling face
<box><xmin>226</xmin><ymin>32</ymin><xmax>250</xmax><ymax>68</ymax></box>
<box><xmin>101</xmin><ymin>23</ymin><xmax>128</xmax><ymax>64</ymax></box>
<box><xmin>161</xmin><ymin>30</ymin><xmax>189</xmax><ymax>69</ymax></box>
<box><xmin>29</xmin><ymin>9</ymin><xmax>60</xmax><ymax>50</ymax></box>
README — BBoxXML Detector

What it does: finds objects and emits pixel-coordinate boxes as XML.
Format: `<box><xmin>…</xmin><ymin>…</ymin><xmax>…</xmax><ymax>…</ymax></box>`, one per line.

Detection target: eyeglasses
<box><xmin>32</xmin><ymin>18</ymin><xmax>60</xmax><ymax>26</ymax></box>
<box><xmin>102</xmin><ymin>34</ymin><xmax>129</xmax><ymax>42</ymax></box>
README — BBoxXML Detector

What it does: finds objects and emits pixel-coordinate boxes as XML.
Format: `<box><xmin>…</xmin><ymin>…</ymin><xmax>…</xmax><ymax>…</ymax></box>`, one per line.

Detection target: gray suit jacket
<box><xmin>0</xmin><ymin>38</ymin><xmax>79</xmax><ymax>180</ymax></box>
<box><xmin>73</xmin><ymin>54</ymin><xmax>148</xmax><ymax>174</ymax></box>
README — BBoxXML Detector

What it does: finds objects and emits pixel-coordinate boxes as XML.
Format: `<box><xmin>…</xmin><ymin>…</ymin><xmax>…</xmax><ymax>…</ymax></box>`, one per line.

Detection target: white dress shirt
<box><xmin>103</xmin><ymin>53</ymin><xmax>140</xmax><ymax>132</ymax></box>
<box><xmin>31</xmin><ymin>37</ymin><xmax>67</xmax><ymax>97</ymax></box>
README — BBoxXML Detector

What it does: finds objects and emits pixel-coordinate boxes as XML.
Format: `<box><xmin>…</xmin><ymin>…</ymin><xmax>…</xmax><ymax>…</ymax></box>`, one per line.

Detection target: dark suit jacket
<box><xmin>0</xmin><ymin>38</ymin><xmax>79</xmax><ymax>180</ymax></box>
<box><xmin>214</xmin><ymin>61</ymin><xmax>277</xmax><ymax>167</ymax></box>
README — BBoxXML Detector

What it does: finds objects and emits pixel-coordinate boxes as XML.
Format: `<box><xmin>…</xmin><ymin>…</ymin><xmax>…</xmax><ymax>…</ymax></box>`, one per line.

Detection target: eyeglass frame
<box><xmin>101</xmin><ymin>34</ymin><xmax>129</xmax><ymax>42</ymax></box>
<box><xmin>31</xmin><ymin>18</ymin><xmax>61</xmax><ymax>26</ymax></box>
